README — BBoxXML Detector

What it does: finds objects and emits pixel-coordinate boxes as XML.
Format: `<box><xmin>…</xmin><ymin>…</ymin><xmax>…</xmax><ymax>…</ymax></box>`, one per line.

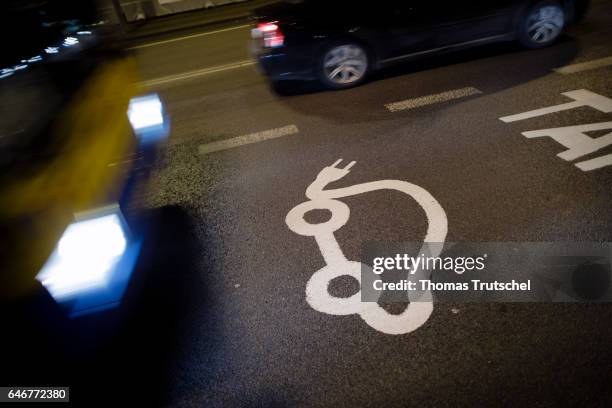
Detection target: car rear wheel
<box><xmin>518</xmin><ymin>1</ymin><xmax>566</xmax><ymax>49</ymax></box>
<box><xmin>317</xmin><ymin>42</ymin><xmax>369</xmax><ymax>90</ymax></box>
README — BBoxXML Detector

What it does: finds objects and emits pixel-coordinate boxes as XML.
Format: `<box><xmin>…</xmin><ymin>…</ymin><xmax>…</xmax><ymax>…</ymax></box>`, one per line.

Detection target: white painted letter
<box><xmin>500</xmin><ymin>90</ymin><xmax>612</xmax><ymax>123</ymax></box>
<box><xmin>522</xmin><ymin>121</ymin><xmax>612</xmax><ymax>162</ymax></box>
<box><xmin>575</xmin><ymin>153</ymin><xmax>612</xmax><ymax>172</ymax></box>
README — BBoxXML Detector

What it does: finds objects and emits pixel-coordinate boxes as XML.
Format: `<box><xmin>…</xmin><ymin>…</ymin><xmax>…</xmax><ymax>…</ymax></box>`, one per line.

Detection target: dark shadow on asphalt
<box><xmin>375</xmin><ymin>35</ymin><xmax>578</xmax><ymax>86</ymax></box>
<box><xmin>269</xmin><ymin>35</ymin><xmax>579</xmax><ymax>121</ymax></box>
<box><xmin>0</xmin><ymin>205</ymin><xmax>214</xmax><ymax>407</ymax></box>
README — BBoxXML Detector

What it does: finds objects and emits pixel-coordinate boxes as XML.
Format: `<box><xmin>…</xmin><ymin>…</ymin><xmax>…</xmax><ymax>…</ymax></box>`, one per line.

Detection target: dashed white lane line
<box><xmin>128</xmin><ymin>24</ymin><xmax>251</xmax><ymax>49</ymax></box>
<box><xmin>554</xmin><ymin>56</ymin><xmax>612</xmax><ymax>74</ymax></box>
<box><xmin>141</xmin><ymin>59</ymin><xmax>255</xmax><ymax>88</ymax></box>
<box><xmin>385</xmin><ymin>87</ymin><xmax>482</xmax><ymax>112</ymax></box>
<box><xmin>198</xmin><ymin>125</ymin><xmax>299</xmax><ymax>154</ymax></box>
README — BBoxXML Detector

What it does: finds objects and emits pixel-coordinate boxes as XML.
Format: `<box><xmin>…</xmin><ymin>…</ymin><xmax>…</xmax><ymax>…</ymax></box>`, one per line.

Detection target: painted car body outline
<box><xmin>286</xmin><ymin>159</ymin><xmax>448</xmax><ymax>335</ymax></box>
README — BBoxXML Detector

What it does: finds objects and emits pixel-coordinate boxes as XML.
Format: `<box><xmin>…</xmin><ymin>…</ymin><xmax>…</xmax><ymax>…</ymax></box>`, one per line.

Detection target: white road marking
<box><xmin>385</xmin><ymin>87</ymin><xmax>482</xmax><ymax>112</ymax></box>
<box><xmin>554</xmin><ymin>56</ymin><xmax>612</xmax><ymax>74</ymax></box>
<box><xmin>500</xmin><ymin>89</ymin><xmax>612</xmax><ymax>122</ymax></box>
<box><xmin>286</xmin><ymin>159</ymin><xmax>448</xmax><ymax>335</ymax></box>
<box><xmin>522</xmin><ymin>121</ymin><xmax>612</xmax><ymax>162</ymax></box>
<box><xmin>575</xmin><ymin>153</ymin><xmax>612</xmax><ymax>171</ymax></box>
<box><xmin>128</xmin><ymin>24</ymin><xmax>251</xmax><ymax>49</ymax></box>
<box><xmin>141</xmin><ymin>59</ymin><xmax>255</xmax><ymax>88</ymax></box>
<box><xmin>500</xmin><ymin>89</ymin><xmax>612</xmax><ymax>172</ymax></box>
<box><xmin>198</xmin><ymin>125</ymin><xmax>299</xmax><ymax>154</ymax></box>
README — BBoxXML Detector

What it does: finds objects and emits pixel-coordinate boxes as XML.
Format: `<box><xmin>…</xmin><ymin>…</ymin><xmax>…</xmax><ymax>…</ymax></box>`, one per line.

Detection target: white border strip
<box><xmin>554</xmin><ymin>56</ymin><xmax>612</xmax><ymax>75</ymax></box>
<box><xmin>385</xmin><ymin>87</ymin><xmax>482</xmax><ymax>112</ymax></box>
<box><xmin>199</xmin><ymin>125</ymin><xmax>300</xmax><ymax>154</ymax></box>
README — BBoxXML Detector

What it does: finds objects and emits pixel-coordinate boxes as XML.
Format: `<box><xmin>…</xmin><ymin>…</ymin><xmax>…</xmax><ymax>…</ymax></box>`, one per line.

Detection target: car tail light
<box><xmin>257</xmin><ymin>22</ymin><xmax>284</xmax><ymax>48</ymax></box>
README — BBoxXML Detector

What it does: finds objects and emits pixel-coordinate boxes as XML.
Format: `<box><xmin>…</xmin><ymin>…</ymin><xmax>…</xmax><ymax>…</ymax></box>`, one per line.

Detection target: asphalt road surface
<box><xmin>125</xmin><ymin>2</ymin><xmax>612</xmax><ymax>406</ymax></box>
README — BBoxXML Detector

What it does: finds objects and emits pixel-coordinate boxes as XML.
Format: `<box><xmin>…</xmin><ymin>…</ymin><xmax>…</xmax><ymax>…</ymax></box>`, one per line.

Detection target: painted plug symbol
<box><xmin>307</xmin><ymin>159</ymin><xmax>356</xmax><ymax>199</ymax></box>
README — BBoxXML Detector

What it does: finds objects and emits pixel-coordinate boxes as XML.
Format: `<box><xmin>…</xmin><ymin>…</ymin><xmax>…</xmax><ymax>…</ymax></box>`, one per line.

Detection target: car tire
<box><xmin>518</xmin><ymin>1</ymin><xmax>566</xmax><ymax>49</ymax></box>
<box><xmin>317</xmin><ymin>41</ymin><xmax>370</xmax><ymax>90</ymax></box>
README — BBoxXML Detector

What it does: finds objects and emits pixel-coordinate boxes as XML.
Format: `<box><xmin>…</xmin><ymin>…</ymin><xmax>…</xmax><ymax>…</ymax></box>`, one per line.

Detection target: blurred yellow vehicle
<box><xmin>0</xmin><ymin>1</ymin><xmax>169</xmax><ymax>317</ymax></box>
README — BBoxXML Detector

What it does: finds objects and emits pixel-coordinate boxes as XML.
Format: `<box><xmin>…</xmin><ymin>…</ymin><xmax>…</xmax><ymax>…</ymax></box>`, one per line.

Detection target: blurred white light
<box><xmin>128</xmin><ymin>94</ymin><xmax>165</xmax><ymax>130</ymax></box>
<box><xmin>77</xmin><ymin>31</ymin><xmax>92</xmax><ymax>35</ymax></box>
<box><xmin>1</xmin><ymin>67</ymin><xmax>16</xmax><ymax>80</ymax></box>
<box><xmin>45</xmin><ymin>47</ymin><xmax>59</xmax><ymax>54</ymax></box>
<box><xmin>36</xmin><ymin>213</ymin><xmax>127</xmax><ymax>301</ymax></box>
<box><xmin>63</xmin><ymin>37</ymin><xmax>79</xmax><ymax>47</ymax></box>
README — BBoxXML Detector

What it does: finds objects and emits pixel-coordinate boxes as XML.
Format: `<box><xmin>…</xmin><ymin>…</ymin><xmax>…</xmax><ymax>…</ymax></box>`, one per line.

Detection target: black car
<box><xmin>251</xmin><ymin>0</ymin><xmax>589</xmax><ymax>89</ymax></box>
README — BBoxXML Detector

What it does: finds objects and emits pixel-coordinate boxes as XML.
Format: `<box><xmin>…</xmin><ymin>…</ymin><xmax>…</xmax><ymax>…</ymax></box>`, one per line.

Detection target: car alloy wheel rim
<box><xmin>527</xmin><ymin>5</ymin><xmax>564</xmax><ymax>43</ymax></box>
<box><xmin>323</xmin><ymin>45</ymin><xmax>367</xmax><ymax>85</ymax></box>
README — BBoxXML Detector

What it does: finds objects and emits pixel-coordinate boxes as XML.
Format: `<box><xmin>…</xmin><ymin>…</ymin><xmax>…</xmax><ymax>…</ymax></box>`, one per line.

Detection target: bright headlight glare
<box><xmin>36</xmin><ymin>213</ymin><xmax>128</xmax><ymax>301</ymax></box>
<box><xmin>128</xmin><ymin>94</ymin><xmax>164</xmax><ymax>130</ymax></box>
